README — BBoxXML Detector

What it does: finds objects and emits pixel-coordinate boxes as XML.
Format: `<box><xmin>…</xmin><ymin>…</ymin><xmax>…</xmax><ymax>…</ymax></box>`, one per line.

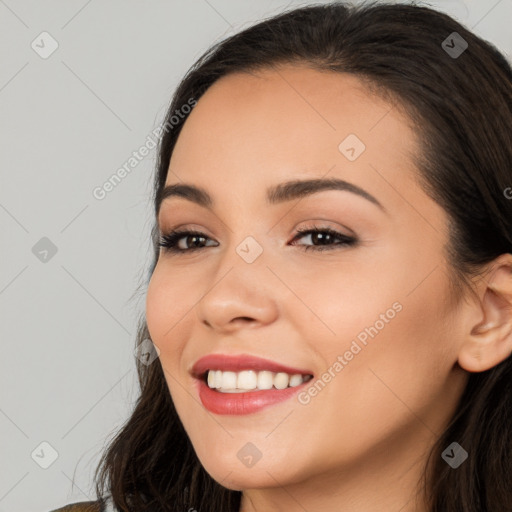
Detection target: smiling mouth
<box><xmin>201</xmin><ymin>369</ymin><xmax>314</xmax><ymax>393</ymax></box>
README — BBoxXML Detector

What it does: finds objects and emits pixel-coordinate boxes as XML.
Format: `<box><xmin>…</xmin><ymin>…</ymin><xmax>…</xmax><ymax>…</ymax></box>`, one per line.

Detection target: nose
<box><xmin>196</xmin><ymin>265</ymin><xmax>279</xmax><ymax>333</ymax></box>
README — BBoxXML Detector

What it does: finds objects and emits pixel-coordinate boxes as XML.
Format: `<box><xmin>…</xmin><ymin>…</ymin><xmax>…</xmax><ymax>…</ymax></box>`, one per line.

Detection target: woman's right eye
<box><xmin>158</xmin><ymin>230</ymin><xmax>218</xmax><ymax>253</ymax></box>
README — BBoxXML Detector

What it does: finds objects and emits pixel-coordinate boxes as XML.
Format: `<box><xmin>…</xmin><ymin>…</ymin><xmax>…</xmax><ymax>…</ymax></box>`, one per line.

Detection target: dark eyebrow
<box><xmin>157</xmin><ymin>178</ymin><xmax>386</xmax><ymax>214</ymax></box>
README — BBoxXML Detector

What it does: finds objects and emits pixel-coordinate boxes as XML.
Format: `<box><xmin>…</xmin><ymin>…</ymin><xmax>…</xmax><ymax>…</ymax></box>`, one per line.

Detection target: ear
<box><xmin>458</xmin><ymin>254</ymin><xmax>512</xmax><ymax>373</ymax></box>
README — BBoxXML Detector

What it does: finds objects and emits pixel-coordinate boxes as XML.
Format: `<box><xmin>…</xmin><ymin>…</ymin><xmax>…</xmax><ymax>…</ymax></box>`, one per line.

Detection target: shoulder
<box><xmin>48</xmin><ymin>499</ymin><xmax>104</xmax><ymax>512</ymax></box>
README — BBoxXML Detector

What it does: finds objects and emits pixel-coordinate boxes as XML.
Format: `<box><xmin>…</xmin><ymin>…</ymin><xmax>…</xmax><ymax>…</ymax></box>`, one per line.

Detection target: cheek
<box><xmin>308</xmin><ymin>262</ymin><xmax>456</xmax><ymax>419</ymax></box>
<box><xmin>289</xmin><ymin>264</ymin><xmax>402</xmax><ymax>353</ymax></box>
<box><xmin>145</xmin><ymin>265</ymin><xmax>191</xmax><ymax>362</ymax></box>
<box><xmin>145</xmin><ymin>270</ymin><xmax>168</xmax><ymax>343</ymax></box>
<box><xmin>145</xmin><ymin>268</ymin><xmax>193</xmax><ymax>407</ymax></box>
<box><xmin>338</xmin><ymin>271</ymin><xmax>457</xmax><ymax>421</ymax></box>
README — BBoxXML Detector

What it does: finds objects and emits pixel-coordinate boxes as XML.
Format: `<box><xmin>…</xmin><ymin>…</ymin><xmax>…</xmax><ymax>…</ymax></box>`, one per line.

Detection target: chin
<box><xmin>196</xmin><ymin>449</ymin><xmax>311</xmax><ymax>491</ymax></box>
<box><xmin>204</xmin><ymin>465</ymin><xmax>284</xmax><ymax>491</ymax></box>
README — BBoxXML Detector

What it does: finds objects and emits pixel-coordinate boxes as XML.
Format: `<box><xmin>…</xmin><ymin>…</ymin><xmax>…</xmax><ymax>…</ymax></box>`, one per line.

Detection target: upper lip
<box><xmin>191</xmin><ymin>353</ymin><xmax>314</xmax><ymax>378</ymax></box>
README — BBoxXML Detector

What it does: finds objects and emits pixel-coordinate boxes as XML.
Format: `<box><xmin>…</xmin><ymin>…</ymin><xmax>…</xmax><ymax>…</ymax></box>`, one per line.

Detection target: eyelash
<box><xmin>158</xmin><ymin>225</ymin><xmax>357</xmax><ymax>254</ymax></box>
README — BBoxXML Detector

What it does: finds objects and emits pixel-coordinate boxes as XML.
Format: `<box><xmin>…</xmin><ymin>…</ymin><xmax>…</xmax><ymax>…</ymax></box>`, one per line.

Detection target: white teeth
<box><xmin>221</xmin><ymin>371</ymin><xmax>237</xmax><ymax>389</ymax></box>
<box><xmin>274</xmin><ymin>372</ymin><xmax>289</xmax><ymax>389</ymax></box>
<box><xmin>237</xmin><ymin>370</ymin><xmax>257</xmax><ymax>390</ymax></box>
<box><xmin>289</xmin><ymin>374</ymin><xmax>303</xmax><ymax>387</ymax></box>
<box><xmin>257</xmin><ymin>370</ymin><xmax>274</xmax><ymax>390</ymax></box>
<box><xmin>214</xmin><ymin>370</ymin><xmax>223</xmax><ymax>389</ymax></box>
<box><xmin>205</xmin><ymin>370</ymin><xmax>310</xmax><ymax>392</ymax></box>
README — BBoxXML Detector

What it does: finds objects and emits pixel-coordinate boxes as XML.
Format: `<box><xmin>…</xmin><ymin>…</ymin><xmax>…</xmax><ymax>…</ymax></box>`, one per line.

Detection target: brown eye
<box><xmin>291</xmin><ymin>226</ymin><xmax>357</xmax><ymax>252</ymax></box>
<box><xmin>158</xmin><ymin>230</ymin><xmax>218</xmax><ymax>253</ymax></box>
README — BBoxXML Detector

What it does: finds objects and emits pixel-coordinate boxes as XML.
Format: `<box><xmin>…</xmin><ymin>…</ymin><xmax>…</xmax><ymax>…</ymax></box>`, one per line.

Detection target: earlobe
<box><xmin>457</xmin><ymin>255</ymin><xmax>512</xmax><ymax>373</ymax></box>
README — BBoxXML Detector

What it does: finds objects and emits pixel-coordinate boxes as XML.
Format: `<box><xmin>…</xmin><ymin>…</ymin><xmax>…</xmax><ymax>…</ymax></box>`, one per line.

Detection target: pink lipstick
<box><xmin>191</xmin><ymin>353</ymin><xmax>314</xmax><ymax>415</ymax></box>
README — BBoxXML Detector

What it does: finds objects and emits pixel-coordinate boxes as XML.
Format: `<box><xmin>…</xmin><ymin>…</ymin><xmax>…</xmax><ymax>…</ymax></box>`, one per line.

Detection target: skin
<box><xmin>145</xmin><ymin>64</ymin><xmax>512</xmax><ymax>512</ymax></box>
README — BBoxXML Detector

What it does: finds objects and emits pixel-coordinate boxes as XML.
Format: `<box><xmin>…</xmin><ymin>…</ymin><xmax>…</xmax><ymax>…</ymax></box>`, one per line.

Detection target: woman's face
<box><xmin>146</xmin><ymin>65</ymin><xmax>469</xmax><ymax>495</ymax></box>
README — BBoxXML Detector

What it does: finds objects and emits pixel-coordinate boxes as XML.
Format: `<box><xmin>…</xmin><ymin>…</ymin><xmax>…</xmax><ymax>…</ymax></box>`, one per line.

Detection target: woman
<box><xmin>51</xmin><ymin>1</ymin><xmax>512</xmax><ymax>511</ymax></box>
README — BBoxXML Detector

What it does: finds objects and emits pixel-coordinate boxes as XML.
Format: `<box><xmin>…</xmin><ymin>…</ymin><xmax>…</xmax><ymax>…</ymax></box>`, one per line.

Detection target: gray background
<box><xmin>1</xmin><ymin>1</ymin><xmax>510</xmax><ymax>511</ymax></box>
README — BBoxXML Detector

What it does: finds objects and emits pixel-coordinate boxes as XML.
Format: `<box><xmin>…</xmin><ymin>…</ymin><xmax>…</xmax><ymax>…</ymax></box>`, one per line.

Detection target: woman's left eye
<box><xmin>290</xmin><ymin>226</ymin><xmax>357</xmax><ymax>252</ymax></box>
<box><xmin>158</xmin><ymin>226</ymin><xmax>357</xmax><ymax>254</ymax></box>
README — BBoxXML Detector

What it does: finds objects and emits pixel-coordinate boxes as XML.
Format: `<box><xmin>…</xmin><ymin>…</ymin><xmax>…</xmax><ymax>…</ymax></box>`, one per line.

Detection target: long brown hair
<box><xmin>94</xmin><ymin>2</ymin><xmax>512</xmax><ymax>511</ymax></box>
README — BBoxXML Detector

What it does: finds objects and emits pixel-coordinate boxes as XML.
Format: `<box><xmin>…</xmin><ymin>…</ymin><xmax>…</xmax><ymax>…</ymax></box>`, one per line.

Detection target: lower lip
<box><xmin>196</xmin><ymin>377</ymin><xmax>311</xmax><ymax>415</ymax></box>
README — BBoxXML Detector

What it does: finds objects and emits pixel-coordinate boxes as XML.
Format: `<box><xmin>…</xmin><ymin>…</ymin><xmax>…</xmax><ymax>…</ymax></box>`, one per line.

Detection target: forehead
<box><xmin>166</xmin><ymin>64</ymin><xmax>420</xmax><ymax>210</ymax></box>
